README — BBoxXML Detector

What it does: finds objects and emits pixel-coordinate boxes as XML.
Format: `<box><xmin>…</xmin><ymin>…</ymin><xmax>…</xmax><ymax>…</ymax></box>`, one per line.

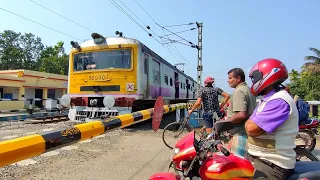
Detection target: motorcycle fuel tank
<box><xmin>199</xmin><ymin>153</ymin><xmax>254</xmax><ymax>180</ymax></box>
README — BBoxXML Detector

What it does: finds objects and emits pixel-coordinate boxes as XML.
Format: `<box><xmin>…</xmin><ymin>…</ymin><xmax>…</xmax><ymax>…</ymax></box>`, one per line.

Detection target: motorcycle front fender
<box><xmin>149</xmin><ymin>172</ymin><xmax>181</xmax><ymax>180</ymax></box>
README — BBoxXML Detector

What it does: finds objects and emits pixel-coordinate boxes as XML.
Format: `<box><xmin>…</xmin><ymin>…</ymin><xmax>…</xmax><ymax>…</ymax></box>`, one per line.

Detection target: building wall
<box><xmin>0</xmin><ymin>69</ymin><xmax>68</xmax><ymax>111</ymax></box>
<box><xmin>0</xmin><ymin>101</ymin><xmax>24</xmax><ymax>110</ymax></box>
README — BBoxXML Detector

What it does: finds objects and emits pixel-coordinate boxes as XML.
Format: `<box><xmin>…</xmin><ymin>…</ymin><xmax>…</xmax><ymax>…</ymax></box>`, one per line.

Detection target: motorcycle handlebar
<box><xmin>216</xmin><ymin>143</ymin><xmax>230</xmax><ymax>156</ymax></box>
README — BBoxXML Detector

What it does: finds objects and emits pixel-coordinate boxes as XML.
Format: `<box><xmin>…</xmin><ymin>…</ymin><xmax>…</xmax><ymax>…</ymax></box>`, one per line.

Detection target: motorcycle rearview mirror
<box><xmin>215</xmin><ymin>121</ymin><xmax>234</xmax><ymax>133</ymax></box>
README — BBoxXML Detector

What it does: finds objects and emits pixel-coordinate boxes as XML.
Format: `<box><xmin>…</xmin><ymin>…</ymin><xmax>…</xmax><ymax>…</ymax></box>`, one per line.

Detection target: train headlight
<box><xmin>70</xmin><ymin>41</ymin><xmax>81</xmax><ymax>50</ymax></box>
<box><xmin>103</xmin><ymin>95</ymin><xmax>115</xmax><ymax>108</ymax></box>
<box><xmin>61</xmin><ymin>94</ymin><xmax>71</xmax><ymax>107</ymax></box>
<box><xmin>91</xmin><ymin>33</ymin><xmax>106</xmax><ymax>44</ymax></box>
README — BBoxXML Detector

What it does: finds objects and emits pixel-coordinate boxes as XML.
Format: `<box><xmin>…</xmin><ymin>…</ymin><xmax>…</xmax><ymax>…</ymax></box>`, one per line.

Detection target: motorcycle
<box><xmin>298</xmin><ymin>118</ymin><xmax>319</xmax><ymax>151</ymax></box>
<box><xmin>149</xmin><ymin>121</ymin><xmax>320</xmax><ymax>180</ymax></box>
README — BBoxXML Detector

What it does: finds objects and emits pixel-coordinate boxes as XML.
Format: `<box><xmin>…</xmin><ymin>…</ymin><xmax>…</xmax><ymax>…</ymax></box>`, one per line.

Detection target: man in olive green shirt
<box><xmin>227</xmin><ymin>68</ymin><xmax>256</xmax><ymax>158</ymax></box>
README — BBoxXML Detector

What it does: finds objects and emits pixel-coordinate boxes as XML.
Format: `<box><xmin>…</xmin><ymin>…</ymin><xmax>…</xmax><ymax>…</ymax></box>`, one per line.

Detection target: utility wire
<box><xmin>29</xmin><ymin>0</ymin><xmax>95</xmax><ymax>33</ymax></box>
<box><xmin>108</xmin><ymin>0</ymin><xmax>184</xmax><ymax>65</ymax></box>
<box><xmin>132</xmin><ymin>1</ymin><xmax>197</xmax><ymax>68</ymax></box>
<box><xmin>159</xmin><ymin>28</ymin><xmax>196</xmax><ymax>38</ymax></box>
<box><xmin>118</xmin><ymin>0</ymin><xmax>157</xmax><ymax>35</ymax></box>
<box><xmin>163</xmin><ymin>23</ymin><xmax>195</xmax><ymax>28</ymax></box>
<box><xmin>114</xmin><ymin>0</ymin><xmax>196</xmax><ymax>71</ymax></box>
<box><xmin>156</xmin><ymin>23</ymin><xmax>196</xmax><ymax>47</ymax></box>
<box><xmin>109</xmin><ymin>0</ymin><xmax>151</xmax><ymax>36</ymax></box>
<box><xmin>0</xmin><ymin>7</ymin><xmax>82</xmax><ymax>41</ymax></box>
<box><xmin>118</xmin><ymin>0</ymin><xmax>184</xmax><ymax>53</ymax></box>
<box><xmin>133</xmin><ymin>0</ymin><xmax>157</xmax><ymax>23</ymax></box>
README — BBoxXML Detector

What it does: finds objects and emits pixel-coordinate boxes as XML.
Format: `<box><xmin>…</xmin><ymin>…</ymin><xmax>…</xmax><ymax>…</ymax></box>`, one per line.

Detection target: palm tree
<box><xmin>304</xmin><ymin>47</ymin><xmax>320</xmax><ymax>73</ymax></box>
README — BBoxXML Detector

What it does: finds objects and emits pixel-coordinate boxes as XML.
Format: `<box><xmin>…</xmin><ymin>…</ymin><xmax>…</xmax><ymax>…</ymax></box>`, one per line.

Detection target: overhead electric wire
<box><xmin>132</xmin><ymin>0</ymin><xmax>196</xmax><ymax>63</ymax></box>
<box><xmin>108</xmin><ymin>0</ymin><xmax>151</xmax><ymax>36</ymax></box>
<box><xmin>159</xmin><ymin>28</ymin><xmax>196</xmax><ymax>38</ymax></box>
<box><xmin>0</xmin><ymin>7</ymin><xmax>82</xmax><ymax>41</ymax></box>
<box><xmin>133</xmin><ymin>0</ymin><xmax>191</xmax><ymax>59</ymax></box>
<box><xmin>113</xmin><ymin>0</ymin><xmax>196</xmax><ymax>72</ymax></box>
<box><xmin>108</xmin><ymin>0</ymin><xmax>191</xmax><ymax>69</ymax></box>
<box><xmin>118</xmin><ymin>0</ymin><xmax>157</xmax><ymax>36</ymax></box>
<box><xmin>132</xmin><ymin>1</ymin><xmax>197</xmax><ymax>68</ymax></box>
<box><xmin>163</xmin><ymin>23</ymin><xmax>195</xmax><ymax>28</ymax></box>
<box><xmin>156</xmin><ymin>23</ymin><xmax>196</xmax><ymax>46</ymax></box>
<box><xmin>133</xmin><ymin>0</ymin><xmax>157</xmax><ymax>23</ymax></box>
<box><xmin>29</xmin><ymin>0</ymin><xmax>95</xmax><ymax>33</ymax></box>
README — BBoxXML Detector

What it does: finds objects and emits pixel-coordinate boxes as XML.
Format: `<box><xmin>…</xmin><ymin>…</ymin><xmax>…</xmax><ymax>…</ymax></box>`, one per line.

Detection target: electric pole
<box><xmin>196</xmin><ymin>22</ymin><xmax>203</xmax><ymax>118</ymax></box>
<box><xmin>196</xmin><ymin>22</ymin><xmax>203</xmax><ymax>97</ymax></box>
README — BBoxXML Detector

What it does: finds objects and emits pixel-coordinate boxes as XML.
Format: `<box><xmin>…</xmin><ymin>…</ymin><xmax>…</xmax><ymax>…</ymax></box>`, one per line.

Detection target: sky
<box><xmin>1</xmin><ymin>0</ymin><xmax>320</xmax><ymax>94</ymax></box>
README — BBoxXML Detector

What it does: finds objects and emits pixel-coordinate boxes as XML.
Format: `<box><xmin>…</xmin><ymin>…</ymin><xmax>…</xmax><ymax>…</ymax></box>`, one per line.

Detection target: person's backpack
<box><xmin>294</xmin><ymin>95</ymin><xmax>310</xmax><ymax>123</ymax></box>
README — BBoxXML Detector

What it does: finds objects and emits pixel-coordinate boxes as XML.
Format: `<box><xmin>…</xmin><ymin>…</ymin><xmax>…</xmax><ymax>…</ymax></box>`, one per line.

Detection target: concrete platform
<box><xmin>0</xmin><ymin>111</ymin><xmax>68</xmax><ymax>121</ymax></box>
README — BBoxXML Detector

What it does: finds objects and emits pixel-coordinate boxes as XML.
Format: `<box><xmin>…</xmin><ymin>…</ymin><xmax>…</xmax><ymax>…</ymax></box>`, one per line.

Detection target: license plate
<box><xmin>88</xmin><ymin>74</ymin><xmax>106</xmax><ymax>81</ymax></box>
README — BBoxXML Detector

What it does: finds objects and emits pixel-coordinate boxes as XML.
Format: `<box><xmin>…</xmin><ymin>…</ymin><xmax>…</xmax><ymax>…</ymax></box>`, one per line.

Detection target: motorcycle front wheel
<box><xmin>298</xmin><ymin>131</ymin><xmax>317</xmax><ymax>151</ymax></box>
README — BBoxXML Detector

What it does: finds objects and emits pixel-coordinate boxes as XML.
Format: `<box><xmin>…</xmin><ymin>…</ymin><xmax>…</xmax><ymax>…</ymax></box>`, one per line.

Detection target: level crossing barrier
<box><xmin>0</xmin><ymin>102</ymin><xmax>194</xmax><ymax>167</ymax></box>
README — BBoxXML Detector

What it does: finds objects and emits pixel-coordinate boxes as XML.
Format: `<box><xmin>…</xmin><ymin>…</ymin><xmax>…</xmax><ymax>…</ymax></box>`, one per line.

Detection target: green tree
<box><xmin>304</xmin><ymin>47</ymin><xmax>320</xmax><ymax>73</ymax></box>
<box><xmin>288</xmin><ymin>68</ymin><xmax>320</xmax><ymax>100</ymax></box>
<box><xmin>0</xmin><ymin>30</ymin><xmax>24</xmax><ymax>69</ymax></box>
<box><xmin>38</xmin><ymin>41</ymin><xmax>69</xmax><ymax>75</ymax></box>
<box><xmin>0</xmin><ymin>30</ymin><xmax>44</xmax><ymax>70</ymax></box>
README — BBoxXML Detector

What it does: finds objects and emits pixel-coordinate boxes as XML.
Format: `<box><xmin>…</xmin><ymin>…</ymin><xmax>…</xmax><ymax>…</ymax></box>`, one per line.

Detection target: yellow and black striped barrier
<box><xmin>0</xmin><ymin>102</ymin><xmax>194</xmax><ymax>168</ymax></box>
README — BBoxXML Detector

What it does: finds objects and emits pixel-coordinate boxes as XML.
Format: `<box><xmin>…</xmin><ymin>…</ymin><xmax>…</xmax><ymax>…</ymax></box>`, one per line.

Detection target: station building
<box><xmin>0</xmin><ymin>69</ymin><xmax>68</xmax><ymax>111</ymax></box>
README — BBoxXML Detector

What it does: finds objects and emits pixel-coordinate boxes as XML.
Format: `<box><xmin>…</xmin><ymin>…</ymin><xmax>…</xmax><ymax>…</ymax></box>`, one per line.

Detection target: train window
<box><xmin>170</xmin><ymin>77</ymin><xmax>173</xmax><ymax>86</ymax></box>
<box><xmin>144</xmin><ymin>57</ymin><xmax>148</xmax><ymax>74</ymax></box>
<box><xmin>164</xmin><ymin>75</ymin><xmax>168</xmax><ymax>85</ymax></box>
<box><xmin>180</xmin><ymin>82</ymin><xmax>182</xmax><ymax>88</ymax></box>
<box><xmin>73</xmin><ymin>49</ymin><xmax>132</xmax><ymax>71</ymax></box>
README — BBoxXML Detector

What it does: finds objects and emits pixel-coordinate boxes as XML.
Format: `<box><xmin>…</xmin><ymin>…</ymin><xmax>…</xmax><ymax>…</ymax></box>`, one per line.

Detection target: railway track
<box><xmin>24</xmin><ymin>115</ymin><xmax>69</xmax><ymax>124</ymax></box>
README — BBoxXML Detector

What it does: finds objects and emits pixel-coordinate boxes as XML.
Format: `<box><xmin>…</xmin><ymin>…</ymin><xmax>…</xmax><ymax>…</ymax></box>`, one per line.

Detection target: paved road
<box><xmin>0</xmin><ymin>127</ymin><xmax>176</xmax><ymax>180</ymax></box>
<box><xmin>0</xmin><ymin>127</ymin><xmax>319</xmax><ymax>180</ymax></box>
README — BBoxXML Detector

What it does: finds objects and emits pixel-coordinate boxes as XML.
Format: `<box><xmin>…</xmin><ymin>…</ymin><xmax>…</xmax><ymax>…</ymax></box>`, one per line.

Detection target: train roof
<box><xmin>77</xmin><ymin>36</ymin><xmax>197</xmax><ymax>83</ymax></box>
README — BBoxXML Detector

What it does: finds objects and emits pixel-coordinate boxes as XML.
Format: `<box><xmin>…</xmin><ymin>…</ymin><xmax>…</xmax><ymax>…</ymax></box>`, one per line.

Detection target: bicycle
<box><xmin>162</xmin><ymin>116</ymin><xmax>202</xmax><ymax>149</ymax></box>
<box><xmin>162</xmin><ymin>111</ymin><xmax>223</xmax><ymax>149</ymax></box>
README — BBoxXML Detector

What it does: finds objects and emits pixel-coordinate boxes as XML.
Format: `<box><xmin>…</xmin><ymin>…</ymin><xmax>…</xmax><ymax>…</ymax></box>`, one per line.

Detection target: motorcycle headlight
<box><xmin>171</xmin><ymin>148</ymin><xmax>180</xmax><ymax>160</ymax></box>
<box><xmin>174</xmin><ymin>148</ymin><xmax>180</xmax><ymax>154</ymax></box>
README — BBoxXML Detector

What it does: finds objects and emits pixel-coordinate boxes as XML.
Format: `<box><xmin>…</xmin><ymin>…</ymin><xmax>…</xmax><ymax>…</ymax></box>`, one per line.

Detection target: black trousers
<box><xmin>248</xmin><ymin>155</ymin><xmax>293</xmax><ymax>180</ymax></box>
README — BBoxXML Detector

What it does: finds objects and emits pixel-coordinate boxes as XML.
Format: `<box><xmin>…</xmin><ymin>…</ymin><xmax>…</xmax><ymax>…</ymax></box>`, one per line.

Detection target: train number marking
<box><xmin>88</xmin><ymin>75</ymin><xmax>106</xmax><ymax>81</ymax></box>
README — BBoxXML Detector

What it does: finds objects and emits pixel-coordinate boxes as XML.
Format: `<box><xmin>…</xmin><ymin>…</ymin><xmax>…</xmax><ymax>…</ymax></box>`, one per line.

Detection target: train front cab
<box><xmin>61</xmin><ymin>36</ymin><xmax>140</xmax><ymax>121</ymax></box>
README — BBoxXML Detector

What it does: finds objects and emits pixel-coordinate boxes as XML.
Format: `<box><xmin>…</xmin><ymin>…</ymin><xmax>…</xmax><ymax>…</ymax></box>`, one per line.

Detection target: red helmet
<box><xmin>249</xmin><ymin>58</ymin><xmax>288</xmax><ymax>96</ymax></box>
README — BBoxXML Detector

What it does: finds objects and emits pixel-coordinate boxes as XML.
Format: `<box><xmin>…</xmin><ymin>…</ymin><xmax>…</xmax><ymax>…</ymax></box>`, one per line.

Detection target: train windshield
<box><xmin>73</xmin><ymin>49</ymin><xmax>131</xmax><ymax>71</ymax></box>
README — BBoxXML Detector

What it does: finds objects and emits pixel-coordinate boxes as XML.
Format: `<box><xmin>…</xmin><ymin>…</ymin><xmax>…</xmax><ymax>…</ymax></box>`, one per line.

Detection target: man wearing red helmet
<box><xmin>245</xmin><ymin>58</ymin><xmax>299</xmax><ymax>179</ymax></box>
<box><xmin>188</xmin><ymin>76</ymin><xmax>230</xmax><ymax>134</ymax></box>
